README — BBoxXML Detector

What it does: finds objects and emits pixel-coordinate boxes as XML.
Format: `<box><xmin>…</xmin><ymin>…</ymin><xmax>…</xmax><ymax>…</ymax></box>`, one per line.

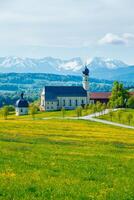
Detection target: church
<box><xmin>40</xmin><ymin>66</ymin><xmax>90</xmax><ymax>111</ymax></box>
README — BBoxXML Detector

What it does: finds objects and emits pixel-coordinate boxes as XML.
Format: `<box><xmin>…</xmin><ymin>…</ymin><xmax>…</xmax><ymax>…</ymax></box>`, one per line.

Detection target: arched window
<box><xmin>69</xmin><ymin>100</ymin><xmax>71</xmax><ymax>106</ymax></box>
<box><xmin>81</xmin><ymin>99</ymin><xmax>84</xmax><ymax>104</ymax></box>
<box><xmin>57</xmin><ymin>100</ymin><xmax>59</xmax><ymax>106</ymax></box>
<box><xmin>63</xmin><ymin>100</ymin><xmax>65</xmax><ymax>106</ymax></box>
<box><xmin>75</xmin><ymin>99</ymin><xmax>78</xmax><ymax>106</ymax></box>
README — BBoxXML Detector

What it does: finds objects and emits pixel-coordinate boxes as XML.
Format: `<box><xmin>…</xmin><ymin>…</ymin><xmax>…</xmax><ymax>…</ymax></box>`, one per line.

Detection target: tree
<box><xmin>109</xmin><ymin>81</ymin><xmax>129</xmax><ymax>108</ymax></box>
<box><xmin>127</xmin><ymin>96</ymin><xmax>134</xmax><ymax>109</ymax></box>
<box><xmin>61</xmin><ymin>107</ymin><xmax>66</xmax><ymax>118</ymax></box>
<box><xmin>1</xmin><ymin>106</ymin><xmax>9</xmax><ymax>120</ymax></box>
<box><xmin>126</xmin><ymin>113</ymin><xmax>133</xmax><ymax>125</ymax></box>
<box><xmin>29</xmin><ymin>104</ymin><xmax>38</xmax><ymax>119</ymax></box>
<box><xmin>109</xmin><ymin>111</ymin><xmax>114</xmax><ymax>121</ymax></box>
<box><xmin>76</xmin><ymin>106</ymin><xmax>82</xmax><ymax>118</ymax></box>
<box><xmin>96</xmin><ymin>101</ymin><xmax>102</xmax><ymax>113</ymax></box>
<box><xmin>101</xmin><ymin>103</ymin><xmax>107</xmax><ymax>115</ymax></box>
<box><xmin>116</xmin><ymin>110</ymin><xmax>122</xmax><ymax>122</ymax></box>
<box><xmin>92</xmin><ymin>104</ymin><xmax>97</xmax><ymax>116</ymax></box>
<box><xmin>84</xmin><ymin>104</ymin><xmax>88</xmax><ymax>115</ymax></box>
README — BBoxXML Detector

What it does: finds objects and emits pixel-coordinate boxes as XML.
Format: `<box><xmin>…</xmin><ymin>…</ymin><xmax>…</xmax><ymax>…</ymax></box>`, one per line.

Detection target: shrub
<box><xmin>1</xmin><ymin>106</ymin><xmax>9</xmax><ymax>120</ymax></box>
<box><xmin>127</xmin><ymin>96</ymin><xmax>134</xmax><ymax>109</ymax></box>
<box><xmin>61</xmin><ymin>107</ymin><xmax>66</xmax><ymax>118</ymax></box>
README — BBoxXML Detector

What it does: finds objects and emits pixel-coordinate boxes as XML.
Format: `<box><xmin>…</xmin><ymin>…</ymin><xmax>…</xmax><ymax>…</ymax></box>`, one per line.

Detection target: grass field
<box><xmin>1</xmin><ymin>108</ymin><xmax>92</xmax><ymax>120</ymax></box>
<box><xmin>0</xmin><ymin>117</ymin><xmax>134</xmax><ymax>200</ymax></box>
<box><xmin>98</xmin><ymin>109</ymin><xmax>134</xmax><ymax>126</ymax></box>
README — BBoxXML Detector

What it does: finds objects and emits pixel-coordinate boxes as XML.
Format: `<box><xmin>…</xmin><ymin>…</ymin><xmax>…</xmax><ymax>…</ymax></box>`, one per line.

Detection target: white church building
<box><xmin>40</xmin><ymin>66</ymin><xmax>90</xmax><ymax>111</ymax></box>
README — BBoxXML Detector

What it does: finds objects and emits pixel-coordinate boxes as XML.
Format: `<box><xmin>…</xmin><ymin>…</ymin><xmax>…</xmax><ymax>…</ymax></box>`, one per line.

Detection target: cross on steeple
<box><xmin>21</xmin><ymin>92</ymin><xmax>24</xmax><ymax>99</ymax></box>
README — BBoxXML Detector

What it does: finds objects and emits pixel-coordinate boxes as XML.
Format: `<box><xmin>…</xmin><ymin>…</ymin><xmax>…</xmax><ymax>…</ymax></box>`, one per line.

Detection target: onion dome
<box><xmin>16</xmin><ymin>93</ymin><xmax>29</xmax><ymax>108</ymax></box>
<box><xmin>82</xmin><ymin>66</ymin><xmax>89</xmax><ymax>76</ymax></box>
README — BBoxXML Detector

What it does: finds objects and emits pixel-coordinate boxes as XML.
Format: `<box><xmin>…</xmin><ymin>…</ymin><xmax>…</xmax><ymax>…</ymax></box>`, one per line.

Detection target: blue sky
<box><xmin>0</xmin><ymin>0</ymin><xmax>134</xmax><ymax>64</ymax></box>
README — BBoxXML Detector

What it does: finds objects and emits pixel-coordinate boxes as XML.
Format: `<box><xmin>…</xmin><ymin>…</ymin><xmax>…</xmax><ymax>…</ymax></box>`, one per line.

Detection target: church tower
<box><xmin>82</xmin><ymin>66</ymin><xmax>90</xmax><ymax>104</ymax></box>
<box><xmin>82</xmin><ymin>66</ymin><xmax>89</xmax><ymax>91</ymax></box>
<box><xmin>40</xmin><ymin>87</ymin><xmax>45</xmax><ymax>111</ymax></box>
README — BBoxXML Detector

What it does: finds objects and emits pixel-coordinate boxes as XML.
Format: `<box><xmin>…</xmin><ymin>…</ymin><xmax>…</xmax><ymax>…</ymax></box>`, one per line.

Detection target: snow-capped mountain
<box><xmin>87</xmin><ymin>57</ymin><xmax>128</xmax><ymax>70</ymax></box>
<box><xmin>86</xmin><ymin>57</ymin><xmax>134</xmax><ymax>81</ymax></box>
<box><xmin>0</xmin><ymin>56</ymin><xmax>83</xmax><ymax>74</ymax></box>
<box><xmin>0</xmin><ymin>56</ymin><xmax>133</xmax><ymax>81</ymax></box>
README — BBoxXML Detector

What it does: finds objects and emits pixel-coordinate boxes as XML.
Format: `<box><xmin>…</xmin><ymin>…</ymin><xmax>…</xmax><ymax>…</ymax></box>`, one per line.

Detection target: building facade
<box><xmin>40</xmin><ymin>66</ymin><xmax>90</xmax><ymax>111</ymax></box>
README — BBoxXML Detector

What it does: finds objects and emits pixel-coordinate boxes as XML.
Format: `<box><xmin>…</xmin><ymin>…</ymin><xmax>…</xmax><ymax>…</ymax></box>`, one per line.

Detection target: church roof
<box><xmin>44</xmin><ymin>86</ymin><xmax>87</xmax><ymax>101</ymax></box>
<box><xmin>82</xmin><ymin>66</ymin><xmax>89</xmax><ymax>76</ymax></box>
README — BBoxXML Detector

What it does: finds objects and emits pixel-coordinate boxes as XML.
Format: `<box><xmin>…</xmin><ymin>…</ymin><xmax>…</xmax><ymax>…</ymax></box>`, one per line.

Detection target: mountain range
<box><xmin>0</xmin><ymin>56</ymin><xmax>133</xmax><ymax>82</ymax></box>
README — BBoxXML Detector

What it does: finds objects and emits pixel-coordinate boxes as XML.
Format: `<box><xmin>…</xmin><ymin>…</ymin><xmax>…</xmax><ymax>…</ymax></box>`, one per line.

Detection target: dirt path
<box><xmin>80</xmin><ymin>109</ymin><xmax>134</xmax><ymax>130</ymax></box>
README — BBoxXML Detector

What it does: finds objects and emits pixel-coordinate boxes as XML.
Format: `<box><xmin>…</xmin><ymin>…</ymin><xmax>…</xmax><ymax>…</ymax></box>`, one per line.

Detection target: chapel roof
<box><xmin>16</xmin><ymin>93</ymin><xmax>29</xmax><ymax>108</ymax></box>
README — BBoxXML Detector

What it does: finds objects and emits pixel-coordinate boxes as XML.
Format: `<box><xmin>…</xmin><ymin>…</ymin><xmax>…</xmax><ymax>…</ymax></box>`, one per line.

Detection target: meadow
<box><xmin>0</xmin><ymin>117</ymin><xmax>134</xmax><ymax>200</ymax></box>
<box><xmin>98</xmin><ymin>109</ymin><xmax>134</xmax><ymax>126</ymax></box>
<box><xmin>1</xmin><ymin>108</ymin><xmax>92</xmax><ymax>120</ymax></box>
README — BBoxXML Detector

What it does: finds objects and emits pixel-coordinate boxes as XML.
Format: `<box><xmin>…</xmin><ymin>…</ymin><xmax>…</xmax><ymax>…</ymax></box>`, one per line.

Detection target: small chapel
<box><xmin>15</xmin><ymin>93</ymin><xmax>29</xmax><ymax>116</ymax></box>
<box><xmin>40</xmin><ymin>66</ymin><xmax>90</xmax><ymax>111</ymax></box>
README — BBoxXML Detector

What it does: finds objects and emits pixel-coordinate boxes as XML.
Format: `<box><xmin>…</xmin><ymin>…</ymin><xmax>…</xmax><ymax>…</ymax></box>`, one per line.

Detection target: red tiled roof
<box><xmin>90</xmin><ymin>92</ymin><xmax>111</xmax><ymax>99</ymax></box>
<box><xmin>129</xmin><ymin>92</ymin><xmax>134</xmax><ymax>96</ymax></box>
<box><xmin>90</xmin><ymin>92</ymin><xmax>134</xmax><ymax>100</ymax></box>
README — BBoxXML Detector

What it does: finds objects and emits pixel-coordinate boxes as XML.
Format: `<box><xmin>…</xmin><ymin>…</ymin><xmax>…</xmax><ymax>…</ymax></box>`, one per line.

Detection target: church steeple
<box><xmin>82</xmin><ymin>66</ymin><xmax>89</xmax><ymax>91</ymax></box>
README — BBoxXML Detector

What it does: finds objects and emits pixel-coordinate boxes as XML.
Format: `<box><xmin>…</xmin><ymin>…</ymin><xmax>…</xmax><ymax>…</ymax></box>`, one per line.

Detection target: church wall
<box><xmin>16</xmin><ymin>107</ymin><xmax>28</xmax><ymax>116</ymax></box>
<box><xmin>57</xmin><ymin>96</ymin><xmax>88</xmax><ymax>110</ymax></box>
<box><xmin>42</xmin><ymin>96</ymin><xmax>88</xmax><ymax>111</ymax></box>
<box><xmin>45</xmin><ymin>101</ymin><xmax>57</xmax><ymax>111</ymax></box>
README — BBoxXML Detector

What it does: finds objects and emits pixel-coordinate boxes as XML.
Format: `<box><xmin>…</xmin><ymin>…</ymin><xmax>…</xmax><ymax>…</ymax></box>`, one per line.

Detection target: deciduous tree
<box><xmin>1</xmin><ymin>106</ymin><xmax>9</xmax><ymax>120</ymax></box>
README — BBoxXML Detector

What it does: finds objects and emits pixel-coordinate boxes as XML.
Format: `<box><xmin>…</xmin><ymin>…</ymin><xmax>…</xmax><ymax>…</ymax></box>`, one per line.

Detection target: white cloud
<box><xmin>123</xmin><ymin>33</ymin><xmax>134</xmax><ymax>41</ymax></box>
<box><xmin>99</xmin><ymin>33</ymin><xmax>134</xmax><ymax>46</ymax></box>
<box><xmin>0</xmin><ymin>0</ymin><xmax>134</xmax><ymax>63</ymax></box>
<box><xmin>99</xmin><ymin>33</ymin><xmax>126</xmax><ymax>45</ymax></box>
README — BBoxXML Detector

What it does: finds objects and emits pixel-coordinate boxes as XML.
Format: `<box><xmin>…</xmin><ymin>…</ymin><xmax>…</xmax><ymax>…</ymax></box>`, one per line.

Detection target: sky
<box><xmin>0</xmin><ymin>0</ymin><xmax>134</xmax><ymax>64</ymax></box>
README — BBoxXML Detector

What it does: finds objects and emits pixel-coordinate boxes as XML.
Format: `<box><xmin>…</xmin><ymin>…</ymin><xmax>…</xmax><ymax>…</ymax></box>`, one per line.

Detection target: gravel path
<box><xmin>80</xmin><ymin>109</ymin><xmax>134</xmax><ymax>130</ymax></box>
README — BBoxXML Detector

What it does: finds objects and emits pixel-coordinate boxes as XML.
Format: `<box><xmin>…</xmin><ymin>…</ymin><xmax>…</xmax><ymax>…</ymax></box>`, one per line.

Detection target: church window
<box><xmin>75</xmin><ymin>100</ymin><xmax>78</xmax><ymax>106</ymax></box>
<box><xmin>21</xmin><ymin>109</ymin><xmax>23</xmax><ymax>113</ymax></box>
<box><xmin>81</xmin><ymin>99</ymin><xmax>84</xmax><ymax>104</ymax></box>
<box><xmin>63</xmin><ymin>100</ymin><xmax>65</xmax><ymax>106</ymax></box>
<box><xmin>69</xmin><ymin>100</ymin><xmax>71</xmax><ymax>106</ymax></box>
<box><xmin>57</xmin><ymin>100</ymin><xmax>59</xmax><ymax>106</ymax></box>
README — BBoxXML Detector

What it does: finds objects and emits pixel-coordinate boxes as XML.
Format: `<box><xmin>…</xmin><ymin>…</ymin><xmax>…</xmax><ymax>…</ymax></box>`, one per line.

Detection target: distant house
<box><xmin>40</xmin><ymin>67</ymin><xmax>90</xmax><ymax>111</ymax></box>
<box><xmin>90</xmin><ymin>92</ymin><xmax>134</xmax><ymax>104</ymax></box>
<box><xmin>90</xmin><ymin>92</ymin><xmax>111</xmax><ymax>104</ymax></box>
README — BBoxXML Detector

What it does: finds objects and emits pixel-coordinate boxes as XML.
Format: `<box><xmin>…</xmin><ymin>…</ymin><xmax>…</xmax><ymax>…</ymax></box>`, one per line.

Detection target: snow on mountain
<box><xmin>58</xmin><ymin>58</ymin><xmax>83</xmax><ymax>72</ymax></box>
<box><xmin>0</xmin><ymin>56</ymin><xmax>133</xmax><ymax>81</ymax></box>
<box><xmin>87</xmin><ymin>57</ymin><xmax>128</xmax><ymax>70</ymax></box>
<box><xmin>0</xmin><ymin>56</ymin><xmax>83</xmax><ymax>74</ymax></box>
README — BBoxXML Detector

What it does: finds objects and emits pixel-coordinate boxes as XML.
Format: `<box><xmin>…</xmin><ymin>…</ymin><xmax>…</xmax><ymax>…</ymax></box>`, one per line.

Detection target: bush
<box><xmin>127</xmin><ymin>96</ymin><xmax>134</xmax><ymax>109</ymax></box>
<box><xmin>61</xmin><ymin>107</ymin><xmax>66</xmax><ymax>118</ymax></box>
<box><xmin>126</xmin><ymin>113</ymin><xmax>133</xmax><ymax>125</ymax></box>
<box><xmin>1</xmin><ymin>106</ymin><xmax>9</xmax><ymax>120</ymax></box>
<box><xmin>76</xmin><ymin>106</ymin><xmax>82</xmax><ymax>118</ymax></box>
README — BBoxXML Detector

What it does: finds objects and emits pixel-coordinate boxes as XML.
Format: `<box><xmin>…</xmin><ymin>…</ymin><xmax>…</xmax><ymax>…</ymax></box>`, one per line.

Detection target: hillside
<box><xmin>0</xmin><ymin>72</ymin><xmax>114</xmax><ymax>92</ymax></box>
